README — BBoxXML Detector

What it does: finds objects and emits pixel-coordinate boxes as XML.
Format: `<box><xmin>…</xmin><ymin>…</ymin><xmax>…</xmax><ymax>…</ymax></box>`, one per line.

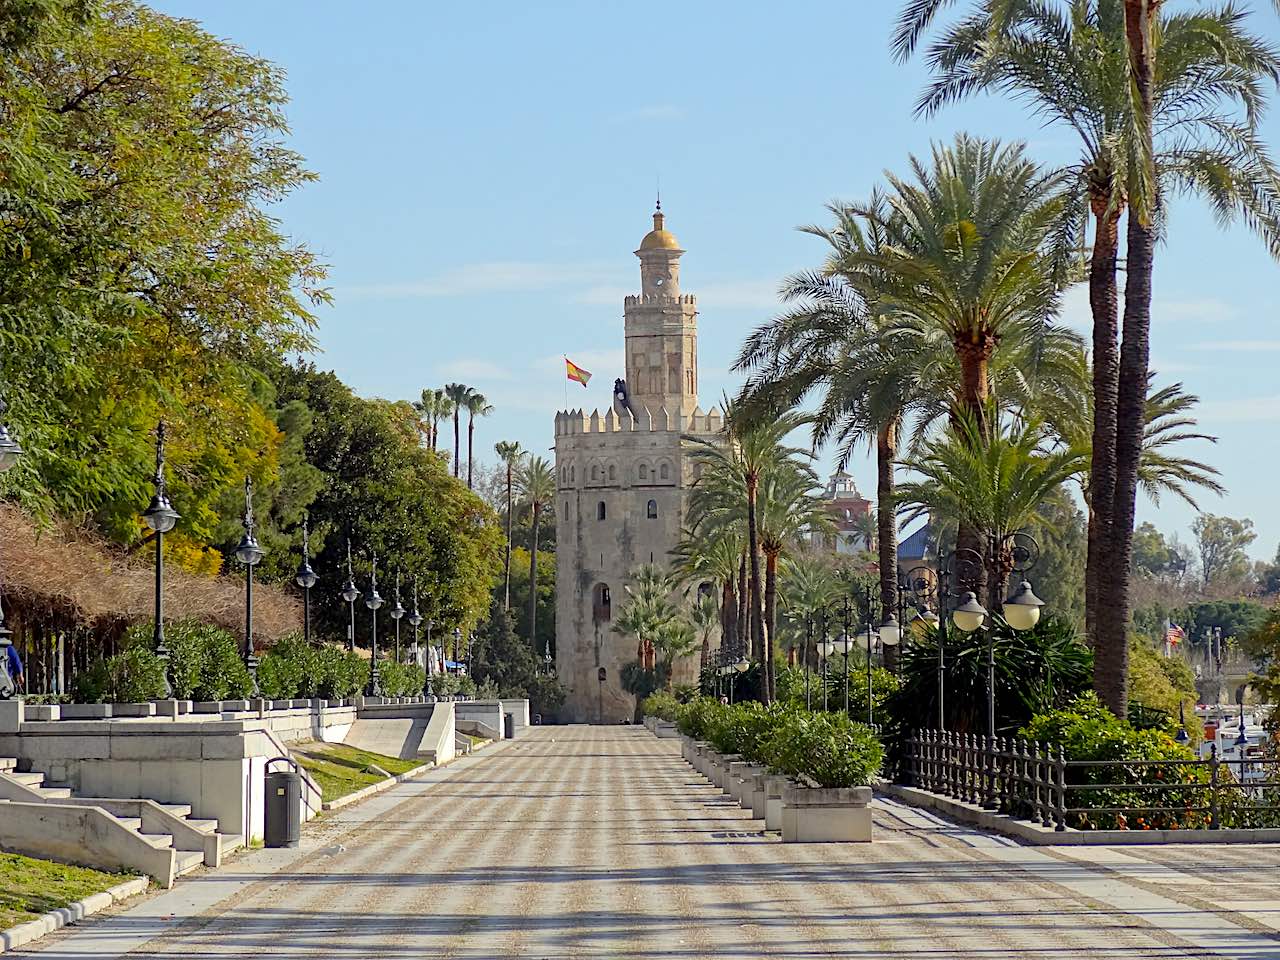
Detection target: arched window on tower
<box><xmin>639</xmin><ymin>463</ymin><xmax>649</xmax><ymax>481</ymax></box>
<box><xmin>697</xmin><ymin>581</ymin><xmax>714</xmax><ymax>601</ymax></box>
<box><xmin>608</xmin><ymin>464</ymin><xmax>616</xmax><ymax>482</ymax></box>
<box><xmin>647</xmin><ymin>499</ymin><xmax>658</xmax><ymax>519</ymax></box>
<box><xmin>593</xmin><ymin>583</ymin><xmax>612</xmax><ymax>623</ymax></box>
<box><xmin>591</xmin><ymin>464</ymin><xmax>600</xmax><ymax>482</ymax></box>
<box><xmin>570</xmin><ymin>464</ymin><xmax>576</xmax><ymax>483</ymax></box>
<box><xmin>659</xmin><ymin>463</ymin><xmax>670</xmax><ymax>481</ymax></box>
<box><xmin>597</xmin><ymin>501</ymin><xmax>607</xmax><ymax>521</ymax></box>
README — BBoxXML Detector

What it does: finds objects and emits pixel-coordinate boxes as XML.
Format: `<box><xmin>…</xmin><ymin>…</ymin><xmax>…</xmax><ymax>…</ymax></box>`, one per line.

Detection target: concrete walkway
<box><xmin>18</xmin><ymin>725</ymin><xmax>1280</xmax><ymax>958</ymax></box>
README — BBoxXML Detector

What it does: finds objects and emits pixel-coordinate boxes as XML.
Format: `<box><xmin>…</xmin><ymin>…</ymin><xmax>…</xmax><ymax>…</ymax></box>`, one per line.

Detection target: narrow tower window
<box><xmin>647</xmin><ymin>499</ymin><xmax>658</xmax><ymax>519</ymax></box>
<box><xmin>597</xmin><ymin>501</ymin><xmax>607</xmax><ymax>521</ymax></box>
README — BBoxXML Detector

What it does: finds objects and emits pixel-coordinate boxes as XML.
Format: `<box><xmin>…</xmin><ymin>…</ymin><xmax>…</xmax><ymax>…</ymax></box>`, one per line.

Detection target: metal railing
<box><xmin>900</xmin><ymin>729</ymin><xmax>1280</xmax><ymax>831</ymax></box>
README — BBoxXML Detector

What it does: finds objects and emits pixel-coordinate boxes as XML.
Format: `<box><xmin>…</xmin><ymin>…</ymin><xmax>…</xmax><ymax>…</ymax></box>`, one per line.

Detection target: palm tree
<box><xmin>673</xmin><ymin>526</ymin><xmax>744</xmax><ymax>659</ymax></box>
<box><xmin>685</xmin><ymin>406</ymin><xmax>811</xmax><ymax>702</ymax></box>
<box><xmin>690</xmin><ymin>592</ymin><xmax>720</xmax><ymax>674</ymax></box>
<box><xmin>494</xmin><ymin>440</ymin><xmax>525</xmax><ymax>611</ymax></box>
<box><xmin>851</xmin><ymin>510</ymin><xmax>878</xmax><ymax>553</ymax></box>
<box><xmin>897</xmin><ymin>407</ymin><xmax>1090</xmax><ymax>610</ymax></box>
<box><xmin>516</xmin><ymin>455</ymin><xmax>555</xmax><ymax>651</ymax></box>
<box><xmin>780</xmin><ymin>551</ymin><xmax>843</xmax><ymax>667</ymax></box>
<box><xmin>897</xmin><ymin>0</ymin><xmax>1280</xmax><ymax>715</ymax></box>
<box><xmin>756</xmin><ymin>461</ymin><xmax>832</xmax><ymax>665</ymax></box>
<box><xmin>614</xmin><ymin>564</ymin><xmax>678</xmax><ymax>673</ymax></box>
<box><xmin>444</xmin><ymin>383</ymin><xmax>471</xmax><ymax>478</ymax></box>
<box><xmin>412</xmin><ymin>388</ymin><xmax>450</xmax><ymax>451</ymax></box>
<box><xmin>464</xmin><ymin>392</ymin><xmax>493</xmax><ymax>490</ymax></box>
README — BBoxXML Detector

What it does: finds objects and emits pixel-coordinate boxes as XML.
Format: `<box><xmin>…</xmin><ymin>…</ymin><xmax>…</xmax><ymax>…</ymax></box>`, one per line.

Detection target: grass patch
<box><xmin>0</xmin><ymin>853</ymin><xmax>134</xmax><ymax>929</ymax></box>
<box><xmin>292</xmin><ymin>742</ymin><xmax>422</xmax><ymax>803</ymax></box>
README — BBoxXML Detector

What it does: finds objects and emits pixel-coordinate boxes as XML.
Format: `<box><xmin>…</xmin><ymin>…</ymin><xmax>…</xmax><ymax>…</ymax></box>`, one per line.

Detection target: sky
<box><xmin>153</xmin><ymin>1</ymin><xmax>1280</xmax><ymax>560</ymax></box>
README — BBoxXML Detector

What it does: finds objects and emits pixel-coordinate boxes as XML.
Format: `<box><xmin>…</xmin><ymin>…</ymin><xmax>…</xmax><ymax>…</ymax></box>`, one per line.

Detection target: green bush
<box><xmin>762</xmin><ymin>712</ymin><xmax>883</xmax><ymax>788</ymax></box>
<box><xmin>430</xmin><ymin>673</ymin><xmax>459</xmax><ymax>697</ymax></box>
<box><xmin>73</xmin><ymin>646</ymin><xmax>167</xmax><ymax>704</ymax></box>
<box><xmin>456</xmin><ymin>675</ymin><xmax>477</xmax><ymax>697</ymax></box>
<box><xmin>315</xmin><ymin>646</ymin><xmax>366</xmax><ymax>699</ymax></box>
<box><xmin>1023</xmin><ymin>692</ymin><xmax>1205</xmax><ymax>829</ymax></box>
<box><xmin>133</xmin><ymin>620</ymin><xmax>253</xmax><ymax>702</ymax></box>
<box><xmin>675</xmin><ymin>696</ymin><xmax>726</xmax><ymax>741</ymax></box>
<box><xmin>640</xmin><ymin>691</ymin><xmax>681</xmax><ymax>721</ymax></box>
<box><xmin>377</xmin><ymin>660</ymin><xmax>425</xmax><ymax>697</ymax></box>
<box><xmin>258</xmin><ymin>640</ymin><xmax>310</xmax><ymax>700</ymax></box>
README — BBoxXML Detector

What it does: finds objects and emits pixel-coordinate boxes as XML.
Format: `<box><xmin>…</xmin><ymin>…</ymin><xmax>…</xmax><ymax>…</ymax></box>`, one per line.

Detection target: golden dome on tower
<box><xmin>639</xmin><ymin>206</ymin><xmax>681</xmax><ymax>250</ymax></box>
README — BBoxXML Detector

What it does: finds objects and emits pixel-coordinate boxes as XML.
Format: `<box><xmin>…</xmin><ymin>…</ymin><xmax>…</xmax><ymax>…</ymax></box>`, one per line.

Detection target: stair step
<box><xmin>37</xmin><ymin>786</ymin><xmax>72</xmax><ymax>800</ymax></box>
<box><xmin>174</xmin><ymin>850</ymin><xmax>204</xmax><ymax>877</ymax></box>
<box><xmin>219</xmin><ymin>833</ymin><xmax>245</xmax><ymax>855</ymax></box>
<box><xmin>0</xmin><ymin>757</ymin><xmax>16</xmax><ymax>772</ymax></box>
<box><xmin>185</xmin><ymin>818</ymin><xmax>219</xmax><ymax>834</ymax></box>
<box><xmin>9</xmin><ymin>772</ymin><xmax>44</xmax><ymax>788</ymax></box>
<box><xmin>137</xmin><ymin>833</ymin><xmax>173</xmax><ymax>850</ymax></box>
<box><xmin>116</xmin><ymin>817</ymin><xmax>143</xmax><ymax>832</ymax></box>
<box><xmin>159</xmin><ymin>803</ymin><xmax>192</xmax><ymax>818</ymax></box>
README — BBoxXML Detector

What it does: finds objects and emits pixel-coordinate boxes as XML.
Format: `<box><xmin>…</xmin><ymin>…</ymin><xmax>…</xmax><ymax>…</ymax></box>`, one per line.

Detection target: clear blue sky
<box><xmin>154</xmin><ymin>1</ymin><xmax>1280</xmax><ymax>561</ymax></box>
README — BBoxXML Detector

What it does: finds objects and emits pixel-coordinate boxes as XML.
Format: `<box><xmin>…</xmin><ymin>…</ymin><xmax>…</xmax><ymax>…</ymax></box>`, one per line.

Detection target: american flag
<box><xmin>1165</xmin><ymin>623</ymin><xmax>1185</xmax><ymax>645</ymax></box>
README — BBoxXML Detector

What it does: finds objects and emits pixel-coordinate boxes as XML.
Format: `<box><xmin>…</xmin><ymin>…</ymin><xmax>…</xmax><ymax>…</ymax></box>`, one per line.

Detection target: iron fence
<box><xmin>900</xmin><ymin>729</ymin><xmax>1280</xmax><ymax>831</ymax></box>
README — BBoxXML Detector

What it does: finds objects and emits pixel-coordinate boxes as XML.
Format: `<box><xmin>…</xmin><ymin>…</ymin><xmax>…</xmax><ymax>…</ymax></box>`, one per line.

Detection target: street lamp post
<box><xmin>234</xmin><ymin>478</ymin><xmax>265</xmax><ymax>698</ymax></box>
<box><xmin>389</xmin><ymin>571</ymin><xmax>406</xmax><ymax>664</ymax></box>
<box><xmin>364</xmin><ymin>555</ymin><xmax>384</xmax><ymax>696</ymax></box>
<box><xmin>340</xmin><ymin>539</ymin><xmax>360</xmax><ymax>654</ymax></box>
<box><xmin>803</xmin><ymin>615</ymin><xmax>812</xmax><ymax>710</ymax></box>
<box><xmin>295</xmin><ymin>515</ymin><xmax>319</xmax><ymax>647</ymax></box>
<box><xmin>141</xmin><ymin>422</ymin><xmax>179</xmax><ymax>699</ymax></box>
<box><xmin>409</xmin><ymin>578</ymin><xmax>423</xmax><ymax>690</ymax></box>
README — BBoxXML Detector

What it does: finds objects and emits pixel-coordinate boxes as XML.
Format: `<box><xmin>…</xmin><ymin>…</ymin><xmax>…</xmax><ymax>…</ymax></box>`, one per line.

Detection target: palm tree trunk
<box><xmin>764</xmin><ymin>549</ymin><xmax>780</xmax><ymax>696</ymax></box>
<box><xmin>466</xmin><ymin>414</ymin><xmax>475</xmax><ymax>489</ymax></box>
<box><xmin>1086</xmin><ymin>196</ymin><xmax>1123</xmax><ymax>648</ymax></box>
<box><xmin>721</xmin><ymin>580</ymin><xmax>737</xmax><ymax>655</ymax></box>
<box><xmin>737</xmin><ymin>553</ymin><xmax>749</xmax><ymax>657</ymax></box>
<box><xmin>876</xmin><ymin>421</ymin><xmax>900</xmax><ymax>671</ymax></box>
<box><xmin>528</xmin><ymin>504</ymin><xmax>541</xmax><ymax>651</ymax></box>
<box><xmin>452</xmin><ymin>409</ymin><xmax>461</xmax><ymax>478</ymax></box>
<box><xmin>954</xmin><ymin>335</ymin><xmax>995</xmax><ymax>602</ymax></box>
<box><xmin>746</xmin><ymin>476</ymin><xmax>769</xmax><ymax>703</ymax></box>
<box><xmin>1096</xmin><ymin>0</ymin><xmax>1158</xmax><ymax>719</ymax></box>
<box><xmin>503</xmin><ymin>463</ymin><xmax>513</xmax><ymax>609</ymax></box>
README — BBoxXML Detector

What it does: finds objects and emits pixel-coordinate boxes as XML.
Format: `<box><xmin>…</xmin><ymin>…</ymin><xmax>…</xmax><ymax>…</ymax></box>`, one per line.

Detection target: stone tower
<box><xmin>553</xmin><ymin>206</ymin><xmax>721</xmax><ymax>723</ymax></box>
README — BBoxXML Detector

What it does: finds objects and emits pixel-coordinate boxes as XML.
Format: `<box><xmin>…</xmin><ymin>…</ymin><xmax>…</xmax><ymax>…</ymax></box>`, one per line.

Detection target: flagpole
<box><xmin>563</xmin><ymin>355</ymin><xmax>568</xmax><ymax>409</ymax></box>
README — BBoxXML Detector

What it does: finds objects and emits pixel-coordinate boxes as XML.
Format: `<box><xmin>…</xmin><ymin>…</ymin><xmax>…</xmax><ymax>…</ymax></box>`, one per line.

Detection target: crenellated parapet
<box><xmin>554</xmin><ymin>404</ymin><xmax>723</xmax><ymax>438</ymax></box>
<box><xmin>623</xmin><ymin>293</ymin><xmax>697</xmax><ymax>307</ymax></box>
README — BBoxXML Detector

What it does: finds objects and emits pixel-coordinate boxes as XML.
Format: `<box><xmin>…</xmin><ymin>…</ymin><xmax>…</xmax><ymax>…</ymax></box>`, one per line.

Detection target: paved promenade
<box><xmin>20</xmin><ymin>725</ymin><xmax>1280</xmax><ymax>958</ymax></box>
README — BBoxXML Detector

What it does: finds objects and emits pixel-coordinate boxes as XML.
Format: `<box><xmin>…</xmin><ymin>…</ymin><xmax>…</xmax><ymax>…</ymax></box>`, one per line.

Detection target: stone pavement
<box><xmin>18</xmin><ymin>725</ymin><xmax>1280</xmax><ymax>958</ymax></box>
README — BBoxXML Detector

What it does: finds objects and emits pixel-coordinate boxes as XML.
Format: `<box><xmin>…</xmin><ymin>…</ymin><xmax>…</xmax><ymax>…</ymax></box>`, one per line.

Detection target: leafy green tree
<box><xmin>1025</xmin><ymin>491</ymin><xmax>1088</xmax><ymax>633</ymax></box>
<box><xmin>469</xmin><ymin>606</ymin><xmax>565</xmax><ymax>719</ymax></box>
<box><xmin>1</xmin><ymin>1</ymin><xmax>326</xmax><ymax>543</ymax></box>
<box><xmin>1192</xmin><ymin>515</ymin><xmax>1257</xmax><ymax>591</ymax></box>
<box><xmin>507</xmin><ymin>547</ymin><xmax>555</xmax><ymax>659</ymax></box>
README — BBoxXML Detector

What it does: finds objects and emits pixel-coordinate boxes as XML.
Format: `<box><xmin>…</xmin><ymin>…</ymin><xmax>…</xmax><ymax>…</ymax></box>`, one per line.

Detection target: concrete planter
<box><xmin>781</xmin><ymin>785</ymin><xmax>873</xmax><ymax>843</ymax></box>
<box><xmin>738</xmin><ymin>764</ymin><xmax>764</xmax><ymax>811</ymax></box>
<box><xmin>655</xmin><ymin>720</ymin><xmax>678</xmax><ymax>738</ymax></box>
<box><xmin>59</xmin><ymin>704</ymin><xmax>112</xmax><ymax>720</ymax></box>
<box><xmin>692</xmin><ymin>742</ymin><xmax>709</xmax><ymax>777</ymax></box>
<box><xmin>727</xmin><ymin>761</ymin><xmax>752</xmax><ymax>802</ymax></box>
<box><xmin>750</xmin><ymin>771</ymin><xmax>769</xmax><ymax>820</ymax></box>
<box><xmin>714</xmin><ymin>754</ymin><xmax>740</xmax><ymax>791</ymax></box>
<box><xmin>111</xmin><ymin>703</ymin><xmax>155</xmax><ymax>718</ymax></box>
<box><xmin>764</xmin><ymin>775</ymin><xmax>790</xmax><ymax>832</ymax></box>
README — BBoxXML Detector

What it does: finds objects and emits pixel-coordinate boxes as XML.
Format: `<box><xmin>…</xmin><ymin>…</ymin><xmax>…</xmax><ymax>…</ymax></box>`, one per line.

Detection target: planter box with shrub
<box><xmin>781</xmin><ymin>785</ymin><xmax>873</xmax><ymax>842</ymax></box>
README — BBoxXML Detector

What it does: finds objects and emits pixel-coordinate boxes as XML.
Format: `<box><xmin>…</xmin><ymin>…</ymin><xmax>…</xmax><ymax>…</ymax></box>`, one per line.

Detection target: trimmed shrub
<box><xmin>378</xmin><ymin>660</ymin><xmax>426</xmax><ymax>698</ymax></box>
<box><xmin>761</xmin><ymin>712</ymin><xmax>883</xmax><ymax>788</ymax></box>
<box><xmin>639</xmin><ymin>691</ymin><xmax>681</xmax><ymax>721</ymax></box>
<box><xmin>74</xmin><ymin>646</ymin><xmax>167</xmax><ymax>704</ymax></box>
<box><xmin>430</xmin><ymin>673</ymin><xmax>459</xmax><ymax>697</ymax></box>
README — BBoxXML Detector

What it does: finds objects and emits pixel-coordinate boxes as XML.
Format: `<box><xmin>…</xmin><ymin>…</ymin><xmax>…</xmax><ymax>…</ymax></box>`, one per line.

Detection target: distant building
<box><xmin>818</xmin><ymin>471</ymin><xmax>873</xmax><ymax>555</ymax></box>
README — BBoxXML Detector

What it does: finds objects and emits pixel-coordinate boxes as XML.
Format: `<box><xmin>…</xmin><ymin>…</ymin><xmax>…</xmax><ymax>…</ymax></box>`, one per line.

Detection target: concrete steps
<box><xmin>0</xmin><ymin>756</ymin><xmax>243</xmax><ymax>884</ymax></box>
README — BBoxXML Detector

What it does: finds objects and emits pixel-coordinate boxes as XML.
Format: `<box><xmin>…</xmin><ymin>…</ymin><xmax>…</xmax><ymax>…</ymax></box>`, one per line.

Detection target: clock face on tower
<box><xmin>654</xmin><ymin>277</ymin><xmax>664</xmax><ymax>287</ymax></box>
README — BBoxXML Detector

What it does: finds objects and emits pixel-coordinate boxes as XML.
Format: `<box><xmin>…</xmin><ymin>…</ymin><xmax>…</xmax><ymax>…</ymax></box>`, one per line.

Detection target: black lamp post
<box><xmin>365</xmin><ymin>555</ymin><xmax>384</xmax><ymax>696</ymax></box>
<box><xmin>295</xmin><ymin>515</ymin><xmax>319</xmax><ymax>646</ymax></box>
<box><xmin>389</xmin><ymin>571</ymin><xmax>406</xmax><ymax>664</ymax></box>
<box><xmin>142</xmin><ymin>422</ymin><xmax>179</xmax><ymax>699</ymax></box>
<box><xmin>341</xmin><ymin>539</ymin><xmax>360</xmax><ymax>653</ymax></box>
<box><xmin>803</xmin><ymin>615</ymin><xmax>813</xmax><ymax>709</ymax></box>
<box><xmin>0</xmin><ymin>399</ymin><xmax>23</xmax><ymax>700</ymax></box>
<box><xmin>409</xmin><ymin>578</ymin><xmax>423</xmax><ymax>685</ymax></box>
<box><xmin>234</xmin><ymin>478</ymin><xmax>265</xmax><ymax>697</ymax></box>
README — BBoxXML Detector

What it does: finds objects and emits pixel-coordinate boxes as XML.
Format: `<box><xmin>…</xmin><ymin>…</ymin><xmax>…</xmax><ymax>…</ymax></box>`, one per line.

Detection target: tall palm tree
<box><xmin>673</xmin><ymin>526</ymin><xmax>744</xmax><ymax>659</ymax></box>
<box><xmin>779</xmin><ymin>552</ymin><xmax>843</xmax><ymax>667</ymax></box>
<box><xmin>413</xmin><ymin>388</ymin><xmax>452</xmax><ymax>451</ymax></box>
<box><xmin>494</xmin><ymin>440</ymin><xmax>525</xmax><ymax>610</ymax></box>
<box><xmin>444</xmin><ymin>383</ymin><xmax>470</xmax><ymax>479</ymax></box>
<box><xmin>898</xmin><ymin>0</ymin><xmax>1280</xmax><ymax>714</ymax></box>
<box><xmin>464</xmin><ymin>392</ymin><xmax>493</xmax><ymax>490</ymax></box>
<box><xmin>516</xmin><ymin>455</ymin><xmax>555</xmax><ymax>651</ymax></box>
<box><xmin>685</xmin><ymin>406</ymin><xmax>810</xmax><ymax>702</ymax></box>
<box><xmin>897</xmin><ymin>407</ymin><xmax>1090</xmax><ymax>610</ymax></box>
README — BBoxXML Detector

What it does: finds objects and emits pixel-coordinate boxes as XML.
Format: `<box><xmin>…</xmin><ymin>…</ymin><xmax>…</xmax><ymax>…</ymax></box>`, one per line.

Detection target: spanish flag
<box><xmin>565</xmin><ymin>357</ymin><xmax>592</xmax><ymax>387</ymax></box>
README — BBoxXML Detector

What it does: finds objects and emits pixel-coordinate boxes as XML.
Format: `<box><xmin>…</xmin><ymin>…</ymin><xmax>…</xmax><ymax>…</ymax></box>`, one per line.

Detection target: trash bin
<box><xmin>264</xmin><ymin>756</ymin><xmax>301</xmax><ymax>848</ymax></box>
<box><xmin>503</xmin><ymin>712</ymin><xmax>514</xmax><ymax>739</ymax></box>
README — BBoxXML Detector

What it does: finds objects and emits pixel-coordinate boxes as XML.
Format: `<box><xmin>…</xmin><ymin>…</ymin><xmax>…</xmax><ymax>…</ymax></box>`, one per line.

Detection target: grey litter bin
<box><xmin>264</xmin><ymin>756</ymin><xmax>301</xmax><ymax>848</ymax></box>
<box><xmin>503</xmin><ymin>712</ymin><xmax>514</xmax><ymax>739</ymax></box>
